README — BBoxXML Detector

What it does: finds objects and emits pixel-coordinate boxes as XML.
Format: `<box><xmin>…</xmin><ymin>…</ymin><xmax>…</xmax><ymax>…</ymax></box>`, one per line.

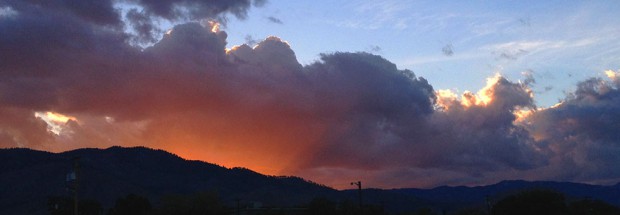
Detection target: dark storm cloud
<box><xmin>17</xmin><ymin>0</ymin><xmax>122</xmax><ymax>26</ymax></box>
<box><xmin>0</xmin><ymin>0</ymin><xmax>265</xmax><ymax>145</ymax></box>
<box><xmin>524</xmin><ymin>75</ymin><xmax>620</xmax><ymax>182</ymax></box>
<box><xmin>2</xmin><ymin>0</ymin><xmax>620</xmax><ymax>189</ymax></box>
<box><xmin>299</xmin><ymin>52</ymin><xmax>436</xmax><ymax>169</ymax></box>
<box><xmin>3</xmin><ymin>0</ymin><xmax>265</xmax><ymax>47</ymax></box>
<box><xmin>126</xmin><ymin>8</ymin><xmax>159</xmax><ymax>44</ymax></box>
<box><xmin>291</xmin><ymin>74</ymin><xmax>549</xmax><ymax>188</ymax></box>
<box><xmin>0</xmin><ymin>0</ymin><xmax>264</xmax><ymax>113</ymax></box>
<box><xmin>430</xmin><ymin>77</ymin><xmax>542</xmax><ymax>172</ymax></box>
<box><xmin>128</xmin><ymin>0</ymin><xmax>265</xmax><ymax>21</ymax></box>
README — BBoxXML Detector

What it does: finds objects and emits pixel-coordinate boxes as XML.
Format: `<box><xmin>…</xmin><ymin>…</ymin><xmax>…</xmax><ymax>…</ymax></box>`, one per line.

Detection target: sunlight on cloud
<box><xmin>434</xmin><ymin>75</ymin><xmax>501</xmax><ymax>109</ymax></box>
<box><xmin>34</xmin><ymin>112</ymin><xmax>77</xmax><ymax>135</ymax></box>
<box><xmin>604</xmin><ymin>69</ymin><xmax>620</xmax><ymax>86</ymax></box>
<box><xmin>605</xmin><ymin>69</ymin><xmax>619</xmax><ymax>80</ymax></box>
<box><xmin>461</xmin><ymin>75</ymin><xmax>501</xmax><ymax>107</ymax></box>
<box><xmin>435</xmin><ymin>89</ymin><xmax>458</xmax><ymax>110</ymax></box>
<box><xmin>513</xmin><ymin>109</ymin><xmax>534</xmax><ymax>123</ymax></box>
<box><xmin>207</xmin><ymin>20</ymin><xmax>220</xmax><ymax>33</ymax></box>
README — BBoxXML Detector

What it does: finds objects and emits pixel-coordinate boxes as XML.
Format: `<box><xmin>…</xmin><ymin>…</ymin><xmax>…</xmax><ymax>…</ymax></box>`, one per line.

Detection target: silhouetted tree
<box><xmin>80</xmin><ymin>199</ymin><xmax>104</xmax><ymax>215</ymax></box>
<box><xmin>108</xmin><ymin>193</ymin><xmax>152</xmax><ymax>215</ymax></box>
<box><xmin>154</xmin><ymin>192</ymin><xmax>226</xmax><ymax>215</ymax></box>
<box><xmin>569</xmin><ymin>199</ymin><xmax>620</xmax><ymax>215</ymax></box>
<box><xmin>48</xmin><ymin>196</ymin><xmax>72</xmax><ymax>215</ymax></box>
<box><xmin>337</xmin><ymin>199</ymin><xmax>359</xmax><ymax>215</ymax></box>
<box><xmin>491</xmin><ymin>190</ymin><xmax>569</xmax><ymax>215</ymax></box>
<box><xmin>306</xmin><ymin>197</ymin><xmax>337</xmax><ymax>215</ymax></box>
<box><xmin>48</xmin><ymin>196</ymin><xmax>103</xmax><ymax>215</ymax></box>
<box><xmin>454</xmin><ymin>208</ymin><xmax>487</xmax><ymax>215</ymax></box>
<box><xmin>413</xmin><ymin>207</ymin><xmax>438</xmax><ymax>215</ymax></box>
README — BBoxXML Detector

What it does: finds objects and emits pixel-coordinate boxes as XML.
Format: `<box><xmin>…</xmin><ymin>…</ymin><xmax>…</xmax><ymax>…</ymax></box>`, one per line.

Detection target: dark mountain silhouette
<box><xmin>0</xmin><ymin>146</ymin><xmax>339</xmax><ymax>215</ymax></box>
<box><xmin>1</xmin><ymin>146</ymin><xmax>619</xmax><ymax>214</ymax></box>
<box><xmin>390</xmin><ymin>180</ymin><xmax>620</xmax><ymax>212</ymax></box>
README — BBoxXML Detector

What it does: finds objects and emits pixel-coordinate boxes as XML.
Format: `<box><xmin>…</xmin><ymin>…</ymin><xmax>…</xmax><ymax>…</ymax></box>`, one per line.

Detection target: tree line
<box><xmin>48</xmin><ymin>189</ymin><xmax>620</xmax><ymax>215</ymax></box>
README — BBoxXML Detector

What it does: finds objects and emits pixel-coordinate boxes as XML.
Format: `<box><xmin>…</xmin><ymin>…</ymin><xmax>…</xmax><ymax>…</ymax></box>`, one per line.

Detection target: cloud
<box><xmin>521</xmin><ymin>72</ymin><xmax>620</xmax><ymax>183</ymax></box>
<box><xmin>0</xmin><ymin>6</ymin><xmax>18</xmax><ymax>18</ymax></box>
<box><xmin>2</xmin><ymin>0</ymin><xmax>265</xmax><ymax>47</ymax></box>
<box><xmin>337</xmin><ymin>1</ymin><xmax>411</xmax><ymax>30</ymax></box>
<box><xmin>126</xmin><ymin>0</ymin><xmax>265</xmax><ymax>21</ymax></box>
<box><xmin>485</xmin><ymin>39</ymin><xmax>599</xmax><ymax>62</ymax></box>
<box><xmin>0</xmin><ymin>107</ymin><xmax>52</xmax><ymax>149</ymax></box>
<box><xmin>244</xmin><ymin>34</ymin><xmax>258</xmax><ymax>46</ymax></box>
<box><xmin>2</xmin><ymin>0</ymin><xmax>620</xmax><ymax>189</ymax></box>
<box><xmin>429</xmin><ymin>76</ymin><xmax>540</xmax><ymax>171</ymax></box>
<box><xmin>125</xmin><ymin>8</ymin><xmax>160</xmax><ymax>44</ymax></box>
<box><xmin>266</xmin><ymin>16</ymin><xmax>283</xmax><ymax>24</ymax></box>
<box><xmin>368</xmin><ymin>45</ymin><xmax>382</xmax><ymax>53</ymax></box>
<box><xmin>442</xmin><ymin>44</ymin><xmax>454</xmax><ymax>56</ymax></box>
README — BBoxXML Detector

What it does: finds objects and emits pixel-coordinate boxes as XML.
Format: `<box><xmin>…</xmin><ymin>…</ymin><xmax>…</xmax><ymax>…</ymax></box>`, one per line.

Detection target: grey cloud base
<box><xmin>1</xmin><ymin>0</ymin><xmax>619</xmax><ymax>188</ymax></box>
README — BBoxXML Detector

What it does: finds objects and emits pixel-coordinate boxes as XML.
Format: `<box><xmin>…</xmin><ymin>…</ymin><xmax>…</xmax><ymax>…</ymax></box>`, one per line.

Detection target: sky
<box><xmin>1</xmin><ymin>0</ymin><xmax>620</xmax><ymax>189</ymax></box>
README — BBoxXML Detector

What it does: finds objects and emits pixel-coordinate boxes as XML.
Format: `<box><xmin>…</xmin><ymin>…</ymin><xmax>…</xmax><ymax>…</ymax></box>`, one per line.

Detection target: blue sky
<box><xmin>224</xmin><ymin>0</ymin><xmax>620</xmax><ymax>108</ymax></box>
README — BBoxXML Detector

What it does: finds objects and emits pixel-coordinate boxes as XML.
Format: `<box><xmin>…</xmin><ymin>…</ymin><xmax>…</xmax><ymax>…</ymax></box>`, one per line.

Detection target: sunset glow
<box><xmin>435</xmin><ymin>89</ymin><xmax>458</xmax><ymax>110</ymax></box>
<box><xmin>208</xmin><ymin>20</ymin><xmax>220</xmax><ymax>33</ymax></box>
<box><xmin>513</xmin><ymin>109</ymin><xmax>534</xmax><ymax>123</ymax></box>
<box><xmin>2</xmin><ymin>0</ymin><xmax>620</xmax><ymax>190</ymax></box>
<box><xmin>34</xmin><ymin>112</ymin><xmax>77</xmax><ymax>135</ymax></box>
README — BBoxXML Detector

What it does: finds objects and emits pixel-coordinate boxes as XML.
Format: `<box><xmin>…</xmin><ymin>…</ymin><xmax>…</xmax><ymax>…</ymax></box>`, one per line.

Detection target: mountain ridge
<box><xmin>2</xmin><ymin>146</ymin><xmax>619</xmax><ymax>214</ymax></box>
<box><xmin>0</xmin><ymin>146</ymin><xmax>338</xmax><ymax>215</ymax></box>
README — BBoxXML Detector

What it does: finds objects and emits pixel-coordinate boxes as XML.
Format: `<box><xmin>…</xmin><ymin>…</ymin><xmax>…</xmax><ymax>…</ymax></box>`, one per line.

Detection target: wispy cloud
<box><xmin>479</xmin><ymin>38</ymin><xmax>600</xmax><ymax>62</ymax></box>
<box><xmin>398</xmin><ymin>51</ymin><xmax>486</xmax><ymax>67</ymax></box>
<box><xmin>266</xmin><ymin>16</ymin><xmax>283</xmax><ymax>24</ymax></box>
<box><xmin>335</xmin><ymin>1</ymin><xmax>412</xmax><ymax>30</ymax></box>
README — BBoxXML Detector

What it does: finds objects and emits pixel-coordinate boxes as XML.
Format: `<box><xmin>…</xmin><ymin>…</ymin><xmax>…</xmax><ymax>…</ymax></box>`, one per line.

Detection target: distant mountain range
<box><xmin>1</xmin><ymin>146</ymin><xmax>619</xmax><ymax>214</ymax></box>
<box><xmin>389</xmin><ymin>179</ymin><xmax>620</xmax><ymax>212</ymax></box>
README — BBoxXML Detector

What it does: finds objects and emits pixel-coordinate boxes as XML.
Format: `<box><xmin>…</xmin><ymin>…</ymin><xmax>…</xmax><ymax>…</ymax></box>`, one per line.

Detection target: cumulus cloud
<box><xmin>1</xmin><ymin>0</ymin><xmax>620</xmax><ymax>189</ymax></box>
<box><xmin>430</xmin><ymin>76</ymin><xmax>540</xmax><ymax>172</ymax></box>
<box><xmin>2</xmin><ymin>0</ymin><xmax>265</xmax><ymax>47</ymax></box>
<box><xmin>521</xmin><ymin>71</ymin><xmax>620</xmax><ymax>183</ymax></box>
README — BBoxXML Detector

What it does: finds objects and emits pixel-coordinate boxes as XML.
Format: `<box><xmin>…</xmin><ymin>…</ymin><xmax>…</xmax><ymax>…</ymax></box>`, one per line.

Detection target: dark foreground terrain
<box><xmin>2</xmin><ymin>147</ymin><xmax>619</xmax><ymax>214</ymax></box>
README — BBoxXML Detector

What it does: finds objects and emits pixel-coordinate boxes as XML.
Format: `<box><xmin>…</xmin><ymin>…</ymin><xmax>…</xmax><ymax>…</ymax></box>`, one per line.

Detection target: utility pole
<box><xmin>350</xmin><ymin>181</ymin><xmax>362</xmax><ymax>208</ymax></box>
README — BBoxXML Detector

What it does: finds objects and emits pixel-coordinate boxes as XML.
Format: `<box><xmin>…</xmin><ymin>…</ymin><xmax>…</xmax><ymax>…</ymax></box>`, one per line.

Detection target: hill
<box><xmin>0</xmin><ymin>146</ymin><xmax>338</xmax><ymax>214</ymax></box>
<box><xmin>390</xmin><ymin>180</ymin><xmax>620</xmax><ymax>212</ymax></box>
<box><xmin>1</xmin><ymin>146</ymin><xmax>619</xmax><ymax>214</ymax></box>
